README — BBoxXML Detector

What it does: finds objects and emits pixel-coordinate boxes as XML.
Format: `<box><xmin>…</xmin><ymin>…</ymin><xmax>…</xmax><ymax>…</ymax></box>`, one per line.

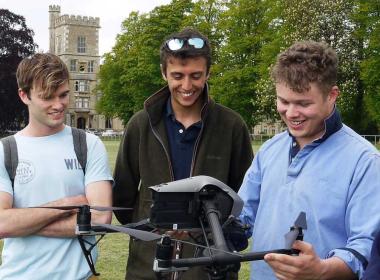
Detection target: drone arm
<box><xmin>169</xmin><ymin>249</ymin><xmax>294</xmax><ymax>269</ymax></box>
<box><xmin>203</xmin><ymin>200</ymin><xmax>229</xmax><ymax>252</ymax></box>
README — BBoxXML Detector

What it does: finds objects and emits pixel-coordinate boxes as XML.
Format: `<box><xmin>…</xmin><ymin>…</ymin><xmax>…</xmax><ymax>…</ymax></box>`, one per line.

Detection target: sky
<box><xmin>0</xmin><ymin>0</ymin><xmax>172</xmax><ymax>56</ymax></box>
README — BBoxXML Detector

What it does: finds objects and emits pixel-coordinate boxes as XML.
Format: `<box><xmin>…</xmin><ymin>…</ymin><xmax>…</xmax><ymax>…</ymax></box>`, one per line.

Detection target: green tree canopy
<box><xmin>97</xmin><ymin>0</ymin><xmax>380</xmax><ymax>133</ymax></box>
<box><xmin>97</xmin><ymin>0</ymin><xmax>193</xmax><ymax>124</ymax></box>
<box><xmin>0</xmin><ymin>9</ymin><xmax>37</xmax><ymax>131</ymax></box>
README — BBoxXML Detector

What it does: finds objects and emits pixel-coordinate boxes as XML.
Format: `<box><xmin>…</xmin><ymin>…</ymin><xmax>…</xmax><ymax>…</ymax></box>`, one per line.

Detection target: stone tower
<box><xmin>48</xmin><ymin>5</ymin><xmax>122</xmax><ymax>131</ymax></box>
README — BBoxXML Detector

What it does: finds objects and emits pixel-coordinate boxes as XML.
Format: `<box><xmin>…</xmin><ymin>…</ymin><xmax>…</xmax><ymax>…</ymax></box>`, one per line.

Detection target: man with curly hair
<box><xmin>239</xmin><ymin>41</ymin><xmax>380</xmax><ymax>280</ymax></box>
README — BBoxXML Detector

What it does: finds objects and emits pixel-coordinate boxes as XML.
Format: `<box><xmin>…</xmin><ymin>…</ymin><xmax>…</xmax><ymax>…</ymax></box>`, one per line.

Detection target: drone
<box><xmin>34</xmin><ymin>176</ymin><xmax>307</xmax><ymax>280</ymax></box>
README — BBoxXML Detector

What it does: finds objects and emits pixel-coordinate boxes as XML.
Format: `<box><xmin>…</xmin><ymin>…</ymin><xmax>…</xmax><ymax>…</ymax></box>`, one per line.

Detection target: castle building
<box><xmin>48</xmin><ymin>5</ymin><xmax>123</xmax><ymax>131</ymax></box>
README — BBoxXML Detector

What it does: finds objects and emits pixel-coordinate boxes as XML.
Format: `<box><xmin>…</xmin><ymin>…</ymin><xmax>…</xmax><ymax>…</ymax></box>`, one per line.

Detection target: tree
<box><xmin>0</xmin><ymin>9</ymin><xmax>37</xmax><ymax>131</ymax></box>
<box><xmin>97</xmin><ymin>0</ymin><xmax>193</xmax><ymax>124</ymax></box>
<box><xmin>210</xmin><ymin>0</ymin><xmax>271</xmax><ymax>128</ymax></box>
<box><xmin>251</xmin><ymin>0</ymin><xmax>378</xmax><ymax>132</ymax></box>
<box><xmin>356</xmin><ymin>0</ymin><xmax>380</xmax><ymax>132</ymax></box>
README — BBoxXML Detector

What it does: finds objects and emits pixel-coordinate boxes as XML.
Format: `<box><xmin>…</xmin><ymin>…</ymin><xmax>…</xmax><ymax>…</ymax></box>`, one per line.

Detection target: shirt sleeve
<box><xmin>238</xmin><ymin>149</ymin><xmax>262</xmax><ymax>238</ymax></box>
<box><xmin>327</xmin><ymin>152</ymin><xmax>380</xmax><ymax>278</ymax></box>
<box><xmin>84</xmin><ymin>135</ymin><xmax>113</xmax><ymax>187</ymax></box>
<box><xmin>0</xmin><ymin>142</ymin><xmax>13</xmax><ymax>195</ymax></box>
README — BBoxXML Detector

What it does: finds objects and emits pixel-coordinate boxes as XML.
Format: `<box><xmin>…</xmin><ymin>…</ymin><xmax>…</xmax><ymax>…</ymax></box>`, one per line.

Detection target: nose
<box><xmin>51</xmin><ymin>96</ymin><xmax>65</xmax><ymax>109</ymax></box>
<box><xmin>182</xmin><ymin>76</ymin><xmax>192</xmax><ymax>91</ymax></box>
<box><xmin>286</xmin><ymin>104</ymin><xmax>300</xmax><ymax>119</ymax></box>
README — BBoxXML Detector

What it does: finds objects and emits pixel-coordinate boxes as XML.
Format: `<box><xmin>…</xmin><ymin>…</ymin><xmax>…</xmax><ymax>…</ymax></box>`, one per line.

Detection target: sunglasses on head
<box><xmin>166</xmin><ymin>37</ymin><xmax>205</xmax><ymax>51</ymax></box>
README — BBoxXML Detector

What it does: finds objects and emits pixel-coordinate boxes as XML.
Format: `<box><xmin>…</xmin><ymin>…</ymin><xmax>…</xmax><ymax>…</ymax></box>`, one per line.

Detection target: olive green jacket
<box><xmin>113</xmin><ymin>85</ymin><xmax>253</xmax><ymax>280</ymax></box>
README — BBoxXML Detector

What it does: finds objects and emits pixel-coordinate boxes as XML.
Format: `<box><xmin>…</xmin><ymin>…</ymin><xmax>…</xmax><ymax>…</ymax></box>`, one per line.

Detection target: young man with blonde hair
<box><xmin>0</xmin><ymin>53</ymin><xmax>113</xmax><ymax>280</ymax></box>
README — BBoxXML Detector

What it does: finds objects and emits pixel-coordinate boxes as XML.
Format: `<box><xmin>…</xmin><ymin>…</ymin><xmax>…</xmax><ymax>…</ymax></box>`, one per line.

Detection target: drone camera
<box><xmin>149</xmin><ymin>176</ymin><xmax>243</xmax><ymax>231</ymax></box>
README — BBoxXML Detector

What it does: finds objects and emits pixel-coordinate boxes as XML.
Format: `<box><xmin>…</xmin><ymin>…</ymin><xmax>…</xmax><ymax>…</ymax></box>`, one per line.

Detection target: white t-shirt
<box><xmin>0</xmin><ymin>126</ymin><xmax>113</xmax><ymax>280</ymax></box>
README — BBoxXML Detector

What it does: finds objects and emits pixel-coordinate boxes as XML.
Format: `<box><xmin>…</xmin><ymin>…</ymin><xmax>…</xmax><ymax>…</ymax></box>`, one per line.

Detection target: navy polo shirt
<box><xmin>164</xmin><ymin>98</ymin><xmax>202</xmax><ymax>180</ymax></box>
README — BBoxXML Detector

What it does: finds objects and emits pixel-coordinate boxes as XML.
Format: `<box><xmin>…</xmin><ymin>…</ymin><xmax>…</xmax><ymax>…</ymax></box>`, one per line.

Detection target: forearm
<box><xmin>0</xmin><ymin>194</ymin><xmax>87</xmax><ymax>238</ymax></box>
<box><xmin>320</xmin><ymin>257</ymin><xmax>356</xmax><ymax>280</ymax></box>
<box><xmin>0</xmin><ymin>208</ymin><xmax>71</xmax><ymax>238</ymax></box>
<box><xmin>36</xmin><ymin>213</ymin><xmax>77</xmax><ymax>237</ymax></box>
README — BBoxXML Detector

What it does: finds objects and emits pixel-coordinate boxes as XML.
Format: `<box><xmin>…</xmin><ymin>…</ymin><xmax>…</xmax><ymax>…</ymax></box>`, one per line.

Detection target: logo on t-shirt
<box><xmin>15</xmin><ymin>160</ymin><xmax>35</xmax><ymax>184</ymax></box>
<box><xmin>64</xmin><ymin>158</ymin><xmax>83</xmax><ymax>170</ymax></box>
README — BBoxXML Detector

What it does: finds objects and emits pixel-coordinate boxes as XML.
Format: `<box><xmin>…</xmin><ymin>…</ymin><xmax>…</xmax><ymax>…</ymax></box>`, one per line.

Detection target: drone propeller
<box><xmin>284</xmin><ymin>211</ymin><xmax>307</xmax><ymax>249</ymax></box>
<box><xmin>93</xmin><ymin>223</ymin><xmax>162</xmax><ymax>242</ymax></box>
<box><xmin>30</xmin><ymin>205</ymin><xmax>132</xmax><ymax>211</ymax></box>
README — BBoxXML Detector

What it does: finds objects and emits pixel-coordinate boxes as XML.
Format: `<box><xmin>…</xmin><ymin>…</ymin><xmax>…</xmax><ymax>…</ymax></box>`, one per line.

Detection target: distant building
<box><xmin>48</xmin><ymin>5</ymin><xmax>123</xmax><ymax>131</ymax></box>
<box><xmin>253</xmin><ymin>120</ymin><xmax>286</xmax><ymax>135</ymax></box>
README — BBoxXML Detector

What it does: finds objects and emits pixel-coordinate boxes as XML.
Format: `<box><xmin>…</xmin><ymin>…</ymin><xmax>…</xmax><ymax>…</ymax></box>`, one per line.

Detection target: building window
<box><xmin>77</xmin><ymin>36</ymin><xmax>86</xmax><ymax>53</ymax></box>
<box><xmin>88</xmin><ymin>61</ymin><xmax>94</xmax><ymax>72</ymax></box>
<box><xmin>105</xmin><ymin>118</ymin><xmax>112</xmax><ymax>129</ymax></box>
<box><xmin>79</xmin><ymin>62</ymin><xmax>86</xmax><ymax>73</ymax></box>
<box><xmin>70</xmin><ymin>60</ymin><xmax>77</xmax><ymax>72</ymax></box>
<box><xmin>56</xmin><ymin>35</ymin><xmax>62</xmax><ymax>54</ymax></box>
<box><xmin>75</xmin><ymin>97</ymin><xmax>89</xmax><ymax>108</ymax></box>
<box><xmin>74</xmin><ymin>80</ymin><xmax>90</xmax><ymax>92</ymax></box>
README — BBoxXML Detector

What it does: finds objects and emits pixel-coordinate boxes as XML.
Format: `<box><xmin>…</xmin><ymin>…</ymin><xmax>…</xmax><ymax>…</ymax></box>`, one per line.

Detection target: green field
<box><xmin>1</xmin><ymin>139</ymin><xmax>378</xmax><ymax>279</ymax></box>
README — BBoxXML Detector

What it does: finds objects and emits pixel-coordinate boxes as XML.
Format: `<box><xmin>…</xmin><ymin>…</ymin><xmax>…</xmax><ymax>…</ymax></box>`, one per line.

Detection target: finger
<box><xmin>265</xmin><ymin>254</ymin><xmax>299</xmax><ymax>279</ymax></box>
<box><xmin>265</xmin><ymin>253</ymin><xmax>298</xmax><ymax>266</ymax></box>
<box><xmin>293</xmin><ymin>240</ymin><xmax>314</xmax><ymax>254</ymax></box>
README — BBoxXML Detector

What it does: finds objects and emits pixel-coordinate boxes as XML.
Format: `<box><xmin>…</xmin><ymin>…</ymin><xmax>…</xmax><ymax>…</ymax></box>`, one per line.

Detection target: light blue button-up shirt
<box><xmin>239</xmin><ymin>109</ymin><xmax>380</xmax><ymax>279</ymax></box>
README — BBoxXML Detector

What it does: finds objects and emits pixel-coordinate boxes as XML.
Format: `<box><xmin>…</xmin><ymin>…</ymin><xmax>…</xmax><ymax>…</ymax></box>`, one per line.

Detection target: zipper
<box><xmin>148</xmin><ymin>116</ymin><xmax>174</xmax><ymax>181</ymax></box>
<box><xmin>189</xmin><ymin>102</ymin><xmax>208</xmax><ymax>177</ymax></box>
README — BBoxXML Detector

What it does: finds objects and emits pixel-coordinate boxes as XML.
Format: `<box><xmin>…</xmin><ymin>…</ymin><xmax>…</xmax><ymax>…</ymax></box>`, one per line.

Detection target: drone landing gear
<box><xmin>78</xmin><ymin>234</ymin><xmax>105</xmax><ymax>276</ymax></box>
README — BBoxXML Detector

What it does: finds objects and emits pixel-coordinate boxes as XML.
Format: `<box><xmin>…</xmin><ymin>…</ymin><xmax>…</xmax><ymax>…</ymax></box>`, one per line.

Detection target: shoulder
<box><xmin>335</xmin><ymin>125</ymin><xmax>379</xmax><ymax>155</ymax></box>
<box><xmin>127</xmin><ymin>109</ymin><xmax>149</xmax><ymax>128</ymax></box>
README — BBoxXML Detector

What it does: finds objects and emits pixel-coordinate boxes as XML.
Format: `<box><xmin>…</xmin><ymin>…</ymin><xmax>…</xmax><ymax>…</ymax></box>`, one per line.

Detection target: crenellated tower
<box><xmin>49</xmin><ymin>5</ymin><xmax>60</xmax><ymax>53</ymax></box>
<box><xmin>48</xmin><ymin>5</ymin><xmax>123</xmax><ymax>131</ymax></box>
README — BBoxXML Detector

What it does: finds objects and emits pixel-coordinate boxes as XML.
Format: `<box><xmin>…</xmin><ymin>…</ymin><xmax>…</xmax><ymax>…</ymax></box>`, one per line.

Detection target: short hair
<box><xmin>16</xmin><ymin>53</ymin><xmax>69</xmax><ymax>99</ymax></box>
<box><xmin>271</xmin><ymin>41</ymin><xmax>338</xmax><ymax>95</ymax></box>
<box><xmin>160</xmin><ymin>27</ymin><xmax>212</xmax><ymax>76</ymax></box>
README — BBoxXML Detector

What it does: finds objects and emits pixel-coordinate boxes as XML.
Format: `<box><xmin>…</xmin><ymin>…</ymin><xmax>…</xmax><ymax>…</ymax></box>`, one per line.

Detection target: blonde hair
<box><xmin>16</xmin><ymin>53</ymin><xmax>69</xmax><ymax>99</ymax></box>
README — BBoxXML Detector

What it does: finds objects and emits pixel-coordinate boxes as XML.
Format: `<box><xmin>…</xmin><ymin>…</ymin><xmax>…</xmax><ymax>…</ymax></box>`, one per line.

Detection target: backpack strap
<box><xmin>1</xmin><ymin>135</ymin><xmax>18</xmax><ymax>190</ymax></box>
<box><xmin>71</xmin><ymin>127</ymin><xmax>87</xmax><ymax>175</ymax></box>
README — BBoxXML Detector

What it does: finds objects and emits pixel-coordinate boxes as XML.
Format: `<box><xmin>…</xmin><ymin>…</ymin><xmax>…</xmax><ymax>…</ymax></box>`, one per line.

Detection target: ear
<box><xmin>327</xmin><ymin>86</ymin><xmax>339</xmax><ymax>103</ymax></box>
<box><xmin>160</xmin><ymin>64</ymin><xmax>167</xmax><ymax>81</ymax></box>
<box><xmin>18</xmin><ymin>89</ymin><xmax>30</xmax><ymax>105</ymax></box>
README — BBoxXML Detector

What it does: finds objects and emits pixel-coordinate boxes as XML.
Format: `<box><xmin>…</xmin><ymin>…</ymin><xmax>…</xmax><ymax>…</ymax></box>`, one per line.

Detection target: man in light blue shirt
<box><xmin>0</xmin><ymin>53</ymin><xmax>113</xmax><ymax>279</ymax></box>
<box><xmin>239</xmin><ymin>41</ymin><xmax>380</xmax><ymax>279</ymax></box>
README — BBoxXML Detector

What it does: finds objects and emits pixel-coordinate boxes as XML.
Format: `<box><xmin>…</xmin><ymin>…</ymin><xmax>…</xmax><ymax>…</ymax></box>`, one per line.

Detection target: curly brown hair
<box><xmin>16</xmin><ymin>53</ymin><xmax>69</xmax><ymax>99</ymax></box>
<box><xmin>271</xmin><ymin>41</ymin><xmax>338</xmax><ymax>95</ymax></box>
